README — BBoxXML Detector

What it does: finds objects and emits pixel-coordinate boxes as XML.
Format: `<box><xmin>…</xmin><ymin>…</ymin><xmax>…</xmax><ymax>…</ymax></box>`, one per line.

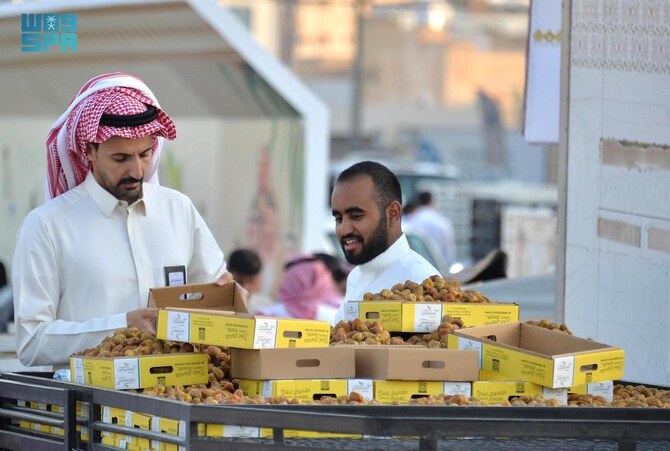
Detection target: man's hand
<box><xmin>215</xmin><ymin>272</ymin><xmax>234</xmax><ymax>286</ymax></box>
<box><xmin>127</xmin><ymin>308</ymin><xmax>157</xmax><ymax>334</ymax></box>
<box><xmin>216</xmin><ymin>272</ymin><xmax>250</xmax><ymax>308</ymax></box>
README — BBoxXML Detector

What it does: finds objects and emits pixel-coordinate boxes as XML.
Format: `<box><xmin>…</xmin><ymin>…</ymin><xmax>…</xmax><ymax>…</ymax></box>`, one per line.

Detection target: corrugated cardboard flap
<box><xmin>453</xmin><ymin>322</ymin><xmax>623</xmax><ymax>359</ymax></box>
<box><xmin>148</xmin><ymin>281</ymin><xmax>248</xmax><ymax>314</ymax></box>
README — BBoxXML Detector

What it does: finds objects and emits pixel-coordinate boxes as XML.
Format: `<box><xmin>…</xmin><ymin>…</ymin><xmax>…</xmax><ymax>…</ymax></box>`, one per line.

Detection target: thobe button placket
<box><xmin>126</xmin><ymin>205</ymin><xmax>152</xmax><ymax>308</ymax></box>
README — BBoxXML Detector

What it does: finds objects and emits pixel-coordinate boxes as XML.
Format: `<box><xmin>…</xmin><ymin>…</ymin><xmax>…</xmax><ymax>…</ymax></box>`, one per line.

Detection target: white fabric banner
<box><xmin>523</xmin><ymin>0</ymin><xmax>562</xmax><ymax>144</ymax></box>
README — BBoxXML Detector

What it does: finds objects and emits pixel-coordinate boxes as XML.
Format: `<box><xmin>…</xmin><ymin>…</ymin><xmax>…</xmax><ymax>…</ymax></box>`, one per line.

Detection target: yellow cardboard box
<box><xmin>100</xmin><ymin>433</ymin><xmax>116</xmax><ymax>447</ymax></box>
<box><xmin>151</xmin><ymin>416</ymin><xmax>186</xmax><ymax>451</ymax></box>
<box><xmin>343</xmin><ymin>300</ymin><xmax>519</xmax><ymax>332</ymax></box>
<box><xmin>152</xmin><ymin>282</ymin><xmax>331</xmax><ymax>349</ymax></box>
<box><xmin>239</xmin><ymin>379</ymin><xmax>373</xmax><ymax>403</ymax></box>
<box><xmin>285</xmin><ymin>430</ymin><xmax>361</xmax><ymax>439</ymax></box>
<box><xmin>51</xmin><ymin>400</ymin><xmax>89</xmax><ymax>419</ymax></box>
<box><xmin>70</xmin><ymin>352</ymin><xmax>208</xmax><ymax>390</ymax></box>
<box><xmin>100</xmin><ymin>408</ymin><xmax>151</xmax><ymax>450</ymax></box>
<box><xmin>52</xmin><ymin>425</ymin><xmax>89</xmax><ymax>441</ymax></box>
<box><xmin>450</xmin><ymin>322</ymin><xmax>624</xmax><ymax>388</ymax></box>
<box><xmin>205</xmin><ymin>424</ymin><xmax>261</xmax><ymax>438</ymax></box>
<box><xmin>101</xmin><ymin>406</ymin><xmax>151</xmax><ymax>428</ymax></box>
<box><xmin>474</xmin><ymin>371</ymin><xmax>568</xmax><ymax>405</ymax></box>
<box><xmin>440</xmin><ymin>303</ymin><xmax>520</xmax><ymax>328</ymax></box>
<box><xmin>101</xmin><ymin>406</ymin><xmax>128</xmax><ymax>425</ymax></box>
<box><xmin>28</xmin><ymin>422</ymin><xmax>51</xmax><ymax>434</ymax></box>
<box><xmin>372</xmin><ymin>380</ymin><xmax>445</xmax><ymax>404</ymax></box>
<box><xmin>256</xmin><ymin>428</ymin><xmax>360</xmax><ymax>439</ymax></box>
<box><xmin>151</xmin><ymin>415</ymin><xmax>184</xmax><ymax>436</ymax></box>
<box><xmin>569</xmin><ymin>380</ymin><xmax>614</xmax><ymax>402</ymax></box>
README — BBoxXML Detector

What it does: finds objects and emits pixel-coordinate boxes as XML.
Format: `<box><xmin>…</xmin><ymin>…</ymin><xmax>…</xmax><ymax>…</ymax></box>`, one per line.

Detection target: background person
<box><xmin>12</xmin><ymin>72</ymin><xmax>234</xmax><ymax>367</ymax></box>
<box><xmin>227</xmin><ymin>248</ymin><xmax>275</xmax><ymax>314</ymax></box>
<box><xmin>0</xmin><ymin>261</ymin><xmax>12</xmax><ymax>333</ymax></box>
<box><xmin>330</xmin><ymin>161</ymin><xmax>439</xmax><ymax>325</ymax></box>
<box><xmin>406</xmin><ymin>191</ymin><xmax>457</xmax><ymax>267</ymax></box>
<box><xmin>312</xmin><ymin>252</ymin><xmax>350</xmax><ymax>296</ymax></box>
<box><xmin>259</xmin><ymin>254</ymin><xmax>344</xmax><ymax>323</ymax></box>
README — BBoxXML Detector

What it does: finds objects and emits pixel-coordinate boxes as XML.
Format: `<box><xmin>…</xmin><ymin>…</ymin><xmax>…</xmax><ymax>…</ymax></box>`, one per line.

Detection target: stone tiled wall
<box><xmin>564</xmin><ymin>0</ymin><xmax>670</xmax><ymax>385</ymax></box>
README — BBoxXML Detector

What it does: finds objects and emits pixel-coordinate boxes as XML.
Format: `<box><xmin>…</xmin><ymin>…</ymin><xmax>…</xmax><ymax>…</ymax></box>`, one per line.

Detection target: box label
<box><xmin>223</xmin><ymin>425</ymin><xmax>260</xmax><ymax>438</ymax></box>
<box><xmin>347</xmin><ymin>379</ymin><xmax>374</xmax><ymax>400</ymax></box>
<box><xmin>113</xmin><ymin>358</ymin><xmax>141</xmax><ymax>390</ymax></box>
<box><xmin>412</xmin><ymin>304</ymin><xmax>443</xmax><ymax>332</ymax></box>
<box><xmin>262</xmin><ymin>381</ymin><xmax>273</xmax><ymax>399</ymax></box>
<box><xmin>373</xmin><ymin>380</ymin><xmax>444</xmax><ymax>404</ymax></box>
<box><xmin>552</xmin><ymin>356</ymin><xmax>574</xmax><ymax>388</ymax></box>
<box><xmin>587</xmin><ymin>381</ymin><xmax>614</xmax><ymax>401</ymax></box>
<box><xmin>542</xmin><ymin>387</ymin><xmax>568</xmax><ymax>405</ymax></box>
<box><xmin>343</xmin><ymin>302</ymin><xmax>359</xmax><ymax>321</ymax></box>
<box><xmin>166</xmin><ymin>311</ymin><xmax>190</xmax><ymax>341</ymax></box>
<box><xmin>442</xmin><ymin>382</ymin><xmax>472</xmax><ymax>397</ymax></box>
<box><xmin>253</xmin><ymin>318</ymin><xmax>278</xmax><ymax>348</ymax></box>
<box><xmin>456</xmin><ymin>337</ymin><xmax>483</xmax><ymax>367</ymax></box>
<box><xmin>72</xmin><ymin>357</ymin><xmax>85</xmax><ymax>384</ymax></box>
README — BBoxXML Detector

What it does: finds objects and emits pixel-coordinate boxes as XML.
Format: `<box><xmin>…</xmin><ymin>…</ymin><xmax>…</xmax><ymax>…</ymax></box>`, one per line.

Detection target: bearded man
<box><xmin>12</xmin><ymin>73</ymin><xmax>235</xmax><ymax>367</ymax></box>
<box><xmin>330</xmin><ymin>161</ymin><xmax>439</xmax><ymax>325</ymax></box>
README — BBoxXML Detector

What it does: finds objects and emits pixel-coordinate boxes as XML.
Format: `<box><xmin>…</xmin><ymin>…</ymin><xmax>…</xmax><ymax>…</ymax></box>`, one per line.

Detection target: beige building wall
<box><xmin>444</xmin><ymin>41</ymin><xmax>526</xmax><ymax>127</ymax></box>
<box><xmin>363</xmin><ymin>18</ymin><xmax>445</xmax><ymax>108</ymax></box>
<box><xmin>293</xmin><ymin>3</ymin><xmax>356</xmax><ymax>73</ymax></box>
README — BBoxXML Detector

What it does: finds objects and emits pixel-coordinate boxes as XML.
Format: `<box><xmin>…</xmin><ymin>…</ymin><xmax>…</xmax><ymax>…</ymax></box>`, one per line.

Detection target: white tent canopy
<box><xmin>0</xmin><ymin>0</ymin><xmax>329</xmax><ymax>254</ymax></box>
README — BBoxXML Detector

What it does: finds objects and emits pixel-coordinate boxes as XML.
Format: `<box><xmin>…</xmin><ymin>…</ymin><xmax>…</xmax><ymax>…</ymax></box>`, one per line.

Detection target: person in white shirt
<box><xmin>330</xmin><ymin>161</ymin><xmax>439</xmax><ymax>325</ymax></box>
<box><xmin>12</xmin><ymin>72</ymin><xmax>235</xmax><ymax>367</ymax></box>
<box><xmin>406</xmin><ymin>191</ymin><xmax>457</xmax><ymax>267</ymax></box>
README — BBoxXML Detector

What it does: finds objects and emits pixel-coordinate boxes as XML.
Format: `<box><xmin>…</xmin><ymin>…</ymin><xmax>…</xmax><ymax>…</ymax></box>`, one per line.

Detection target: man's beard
<box><xmin>341</xmin><ymin>216</ymin><xmax>389</xmax><ymax>265</ymax></box>
<box><xmin>107</xmin><ymin>177</ymin><xmax>143</xmax><ymax>204</ymax></box>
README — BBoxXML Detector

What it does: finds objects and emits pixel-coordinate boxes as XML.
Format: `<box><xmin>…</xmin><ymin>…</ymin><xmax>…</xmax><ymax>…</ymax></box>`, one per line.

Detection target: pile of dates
<box><xmin>330</xmin><ymin>316</ymin><xmax>465</xmax><ymax>348</ymax></box>
<box><xmin>363</xmin><ymin>275</ymin><xmax>491</xmax><ymax>303</ymax></box>
<box><xmin>525</xmin><ymin>319</ymin><xmax>573</xmax><ymax>335</ymax></box>
<box><xmin>75</xmin><ymin>327</ymin><xmax>231</xmax><ymax>387</ymax></box>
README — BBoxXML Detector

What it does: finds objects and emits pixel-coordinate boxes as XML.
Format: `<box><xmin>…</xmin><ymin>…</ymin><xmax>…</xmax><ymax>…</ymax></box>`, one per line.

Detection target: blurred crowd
<box><xmin>228</xmin><ymin>248</ymin><xmax>350</xmax><ymax>324</ymax></box>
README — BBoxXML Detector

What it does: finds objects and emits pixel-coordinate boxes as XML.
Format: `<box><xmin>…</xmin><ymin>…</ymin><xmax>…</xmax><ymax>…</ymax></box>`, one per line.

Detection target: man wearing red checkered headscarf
<box><xmin>12</xmin><ymin>73</ymin><xmax>236</xmax><ymax>368</ymax></box>
<box><xmin>45</xmin><ymin>72</ymin><xmax>176</xmax><ymax>200</ymax></box>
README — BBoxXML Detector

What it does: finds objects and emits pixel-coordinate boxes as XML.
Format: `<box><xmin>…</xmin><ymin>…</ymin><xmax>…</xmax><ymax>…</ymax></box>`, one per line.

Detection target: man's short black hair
<box><xmin>227</xmin><ymin>249</ymin><xmax>262</xmax><ymax>276</ymax></box>
<box><xmin>335</xmin><ymin>161</ymin><xmax>402</xmax><ymax>212</ymax></box>
<box><xmin>417</xmin><ymin>191</ymin><xmax>433</xmax><ymax>206</ymax></box>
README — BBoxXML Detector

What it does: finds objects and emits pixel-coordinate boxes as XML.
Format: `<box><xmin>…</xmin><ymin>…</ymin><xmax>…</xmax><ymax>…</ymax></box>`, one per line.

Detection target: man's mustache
<box><xmin>119</xmin><ymin>177</ymin><xmax>143</xmax><ymax>185</ymax></box>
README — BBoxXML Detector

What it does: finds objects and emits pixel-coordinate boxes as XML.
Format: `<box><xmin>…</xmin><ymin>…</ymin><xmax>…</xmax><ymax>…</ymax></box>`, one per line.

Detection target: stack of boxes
<box><xmin>151</xmin><ymin>282</ymin><xmax>345</xmax><ymax>439</ymax></box>
<box><xmin>16</xmin><ymin>399</ymin><xmax>90</xmax><ymax>443</ymax></box>
<box><xmin>342</xmin><ymin>284</ymin><xmax>624</xmax><ymax>405</ymax></box>
<box><xmin>449</xmin><ymin>322</ymin><xmax>624</xmax><ymax>403</ymax></box>
<box><xmin>44</xmin><ymin>279</ymin><xmax>624</xmax><ymax>447</ymax></box>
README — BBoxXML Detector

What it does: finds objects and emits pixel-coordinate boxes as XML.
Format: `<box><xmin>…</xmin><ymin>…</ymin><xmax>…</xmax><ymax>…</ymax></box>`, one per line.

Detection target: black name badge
<box><xmin>164</xmin><ymin>265</ymin><xmax>186</xmax><ymax>287</ymax></box>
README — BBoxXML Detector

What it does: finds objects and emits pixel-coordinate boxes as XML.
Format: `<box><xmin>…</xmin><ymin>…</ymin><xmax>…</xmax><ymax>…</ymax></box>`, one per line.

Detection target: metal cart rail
<box><xmin>2</xmin><ymin>373</ymin><xmax>670</xmax><ymax>451</ymax></box>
